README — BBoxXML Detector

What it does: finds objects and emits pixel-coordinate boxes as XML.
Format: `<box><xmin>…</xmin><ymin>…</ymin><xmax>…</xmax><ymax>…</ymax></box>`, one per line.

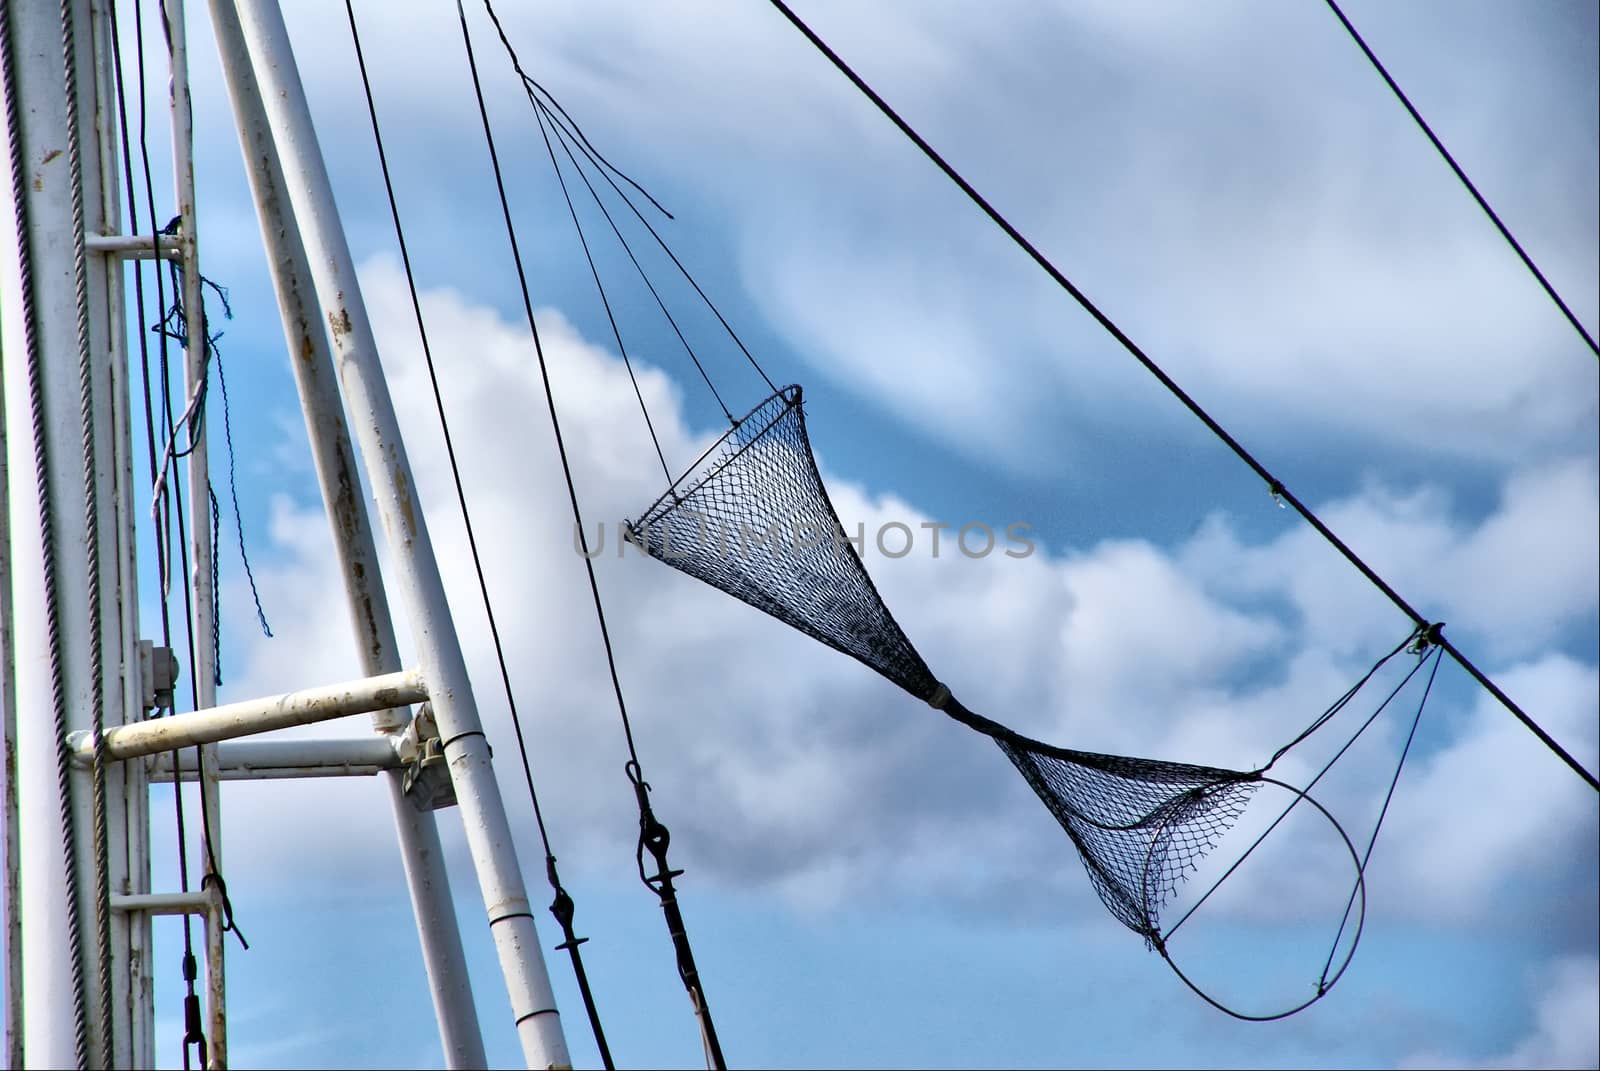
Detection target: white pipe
<box><xmin>110</xmin><ymin>892</ymin><xmax>211</xmax><ymax>917</ymax></box>
<box><xmin>2</xmin><ymin>2</ymin><xmax>122</xmax><ymax>1063</ymax></box>
<box><xmin>159</xmin><ymin>0</ymin><xmax>229</xmax><ymax>1061</ymax></box>
<box><xmin>83</xmin><ymin>232</ymin><xmax>180</xmax><ymax>257</ymax></box>
<box><xmin>149</xmin><ymin>737</ymin><xmax>402</xmax><ymax>781</ymax></box>
<box><xmin>223</xmin><ymin>2</ymin><xmax>570</xmax><ymax>1064</ymax></box>
<box><xmin>0</xmin><ymin>156</ymin><xmax>23</xmax><ymax>1071</ymax></box>
<box><xmin>68</xmin><ymin>670</ymin><xmax>427</xmax><ymax>763</ymax></box>
<box><xmin>202</xmin><ymin>6</ymin><xmax>487</xmax><ymax>1060</ymax></box>
<box><xmin>86</xmin><ymin>0</ymin><xmax>150</xmax><ymax>1061</ymax></box>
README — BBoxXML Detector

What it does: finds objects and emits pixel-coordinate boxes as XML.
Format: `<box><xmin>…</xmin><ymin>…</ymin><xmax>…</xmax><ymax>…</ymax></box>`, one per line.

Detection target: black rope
<box><xmin>460</xmin><ymin>3</ymin><xmax>725</xmax><ymax>1064</ymax></box>
<box><xmin>532</xmin><ymin>101</ymin><xmax>674</xmax><ymax>484</ymax></box>
<box><xmin>114</xmin><ymin>1</ymin><xmax>207</xmax><ymax>1060</ymax></box>
<box><xmin>148</xmin><ymin>258</ymin><xmax>252</xmax><ymax>951</ymax></box>
<box><xmin>210</xmin><ymin>319</ymin><xmax>272</xmax><ymax>640</ymax></box>
<box><xmin>535</xmin><ymin>98</ymin><xmax>735</xmax><ymax>424</ymax></box>
<box><xmin>1164</xmin><ymin>635</ymin><xmax>1435</xmax><ymax>943</ymax></box>
<box><xmin>518</xmin><ymin>72</ymin><xmax>674</xmax><ymax>220</ymax></box>
<box><xmin>153</xmin><ymin>3</ymin><xmax>251</xmax><ymax>1060</ymax></box>
<box><xmin>341</xmin><ymin>1</ymin><xmax>612</xmax><ymax>1063</ymax></box>
<box><xmin>479</xmin><ymin>1</ymin><xmax>778</xmax><ymax>399</ymax></box>
<box><xmin>762</xmin><ymin>0</ymin><xmax>1598</xmax><ymax>793</ymax></box>
<box><xmin>628</xmin><ymin>762</ymin><xmax>726</xmax><ymax>1071</ymax></box>
<box><xmin>1323</xmin><ymin>0</ymin><xmax>1598</xmax><ymax>358</ymax></box>
<box><xmin>1262</xmin><ymin>626</ymin><xmax>1423</xmax><ymax>771</ymax></box>
<box><xmin>1154</xmin><ymin>641</ymin><xmax>1443</xmax><ymax>1022</ymax></box>
<box><xmin>1320</xmin><ymin>643</ymin><xmax>1443</xmax><ymax>988</ymax></box>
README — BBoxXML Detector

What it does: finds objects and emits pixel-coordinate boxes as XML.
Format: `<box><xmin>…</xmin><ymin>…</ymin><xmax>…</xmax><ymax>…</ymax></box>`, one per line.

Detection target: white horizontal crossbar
<box><xmin>110</xmin><ymin>891</ymin><xmax>213</xmax><ymax>917</ymax></box>
<box><xmin>69</xmin><ymin>669</ymin><xmax>426</xmax><ymax>764</ymax></box>
<box><xmin>148</xmin><ymin>737</ymin><xmax>402</xmax><ymax>781</ymax></box>
<box><xmin>83</xmin><ymin>232</ymin><xmax>182</xmax><ymax>258</ymax></box>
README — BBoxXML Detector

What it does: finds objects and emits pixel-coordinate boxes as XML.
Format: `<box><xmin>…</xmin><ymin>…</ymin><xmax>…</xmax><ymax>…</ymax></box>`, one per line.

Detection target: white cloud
<box><xmin>181</xmin><ymin>0</ymin><xmax>1598</xmax><ymax>482</ymax></box>
<box><xmin>210</xmin><ymin>267</ymin><xmax>1595</xmax><ymax>947</ymax></box>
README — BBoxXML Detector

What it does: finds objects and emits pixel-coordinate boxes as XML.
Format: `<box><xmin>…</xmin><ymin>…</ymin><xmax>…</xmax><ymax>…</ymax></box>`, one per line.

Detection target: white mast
<box><xmin>202</xmin><ymin>6</ymin><xmax>488</xmax><ymax>1062</ymax></box>
<box><xmin>215</xmin><ymin>0</ymin><xmax>571</xmax><ymax>1062</ymax></box>
<box><xmin>1</xmin><ymin>1</ymin><xmax>146</xmax><ymax>1064</ymax></box>
<box><xmin>3</xmin><ymin>0</ymin><xmax>573</xmax><ymax>1066</ymax></box>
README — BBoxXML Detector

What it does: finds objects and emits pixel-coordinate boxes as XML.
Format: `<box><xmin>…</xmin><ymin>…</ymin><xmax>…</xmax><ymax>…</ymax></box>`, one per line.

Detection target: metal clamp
<box><xmin>400</xmin><ymin>704</ymin><xmax>458</xmax><ymax>812</ymax></box>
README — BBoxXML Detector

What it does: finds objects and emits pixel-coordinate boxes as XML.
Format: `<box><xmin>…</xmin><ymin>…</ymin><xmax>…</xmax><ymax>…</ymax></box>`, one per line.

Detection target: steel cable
<box><xmin>761</xmin><ymin>0</ymin><xmax>1597</xmax><ymax>792</ymax></box>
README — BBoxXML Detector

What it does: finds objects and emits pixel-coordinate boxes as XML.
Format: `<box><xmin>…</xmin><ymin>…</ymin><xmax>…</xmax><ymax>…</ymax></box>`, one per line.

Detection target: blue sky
<box><xmin>98</xmin><ymin>0</ymin><xmax>1600</xmax><ymax>1066</ymax></box>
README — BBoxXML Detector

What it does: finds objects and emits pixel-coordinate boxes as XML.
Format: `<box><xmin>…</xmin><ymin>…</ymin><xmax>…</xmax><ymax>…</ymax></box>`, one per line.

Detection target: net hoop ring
<box><xmin>1140</xmin><ymin>775</ymin><xmax>1367</xmax><ymax>1022</ymax></box>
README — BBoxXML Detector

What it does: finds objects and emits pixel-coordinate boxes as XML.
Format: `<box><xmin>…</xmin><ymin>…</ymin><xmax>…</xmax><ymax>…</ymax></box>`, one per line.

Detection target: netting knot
<box><xmin>926</xmin><ymin>682</ymin><xmax>951</xmax><ymax>710</ymax></box>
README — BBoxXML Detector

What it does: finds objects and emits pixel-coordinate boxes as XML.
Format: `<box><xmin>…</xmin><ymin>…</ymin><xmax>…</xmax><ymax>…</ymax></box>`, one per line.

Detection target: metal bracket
<box><xmin>400</xmin><ymin>704</ymin><xmax>457</xmax><ymax>812</ymax></box>
<box><xmin>138</xmin><ymin>640</ymin><xmax>181</xmax><ymax>711</ymax></box>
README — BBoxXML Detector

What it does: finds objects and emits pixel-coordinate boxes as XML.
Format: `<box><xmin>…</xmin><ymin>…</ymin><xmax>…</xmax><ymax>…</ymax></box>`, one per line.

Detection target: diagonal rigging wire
<box><xmin>1323</xmin><ymin>0</ymin><xmax>1599</xmax><ymax>359</ymax></box>
<box><xmin>460</xmin><ymin>2</ymin><xmax>726</xmax><ymax>1066</ymax></box>
<box><xmin>340</xmin><ymin>1</ymin><xmax>613</xmax><ymax>1065</ymax></box>
<box><xmin>762</xmin><ymin>0</ymin><xmax>1599</xmax><ymax>794</ymax></box>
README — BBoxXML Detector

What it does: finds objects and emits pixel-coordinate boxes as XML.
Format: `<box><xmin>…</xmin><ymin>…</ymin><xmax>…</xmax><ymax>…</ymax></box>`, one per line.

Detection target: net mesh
<box><xmin>628</xmin><ymin>386</ymin><xmax>1260</xmax><ymax>939</ymax></box>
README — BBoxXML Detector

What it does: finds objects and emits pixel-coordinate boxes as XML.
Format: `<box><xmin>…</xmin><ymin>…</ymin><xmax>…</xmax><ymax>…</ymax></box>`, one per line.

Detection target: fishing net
<box><xmin>628</xmin><ymin>385</ymin><xmax>1262</xmax><ymax>940</ymax></box>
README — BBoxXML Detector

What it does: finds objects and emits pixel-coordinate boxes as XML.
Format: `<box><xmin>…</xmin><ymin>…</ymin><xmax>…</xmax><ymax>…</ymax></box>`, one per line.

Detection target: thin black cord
<box><xmin>1323</xmin><ymin>0</ymin><xmax>1598</xmax><ymax>359</ymax></box>
<box><xmin>456</xmin><ymin>0</ymin><xmax>643</xmax><ymax>766</ymax></box>
<box><xmin>479</xmin><ymin>0</ymin><xmax>777</xmax><ymax>397</ymax></box>
<box><xmin>533</xmin><ymin>102</ymin><xmax>674</xmax><ymax>484</ymax></box>
<box><xmin>536</xmin><ymin>98</ymin><xmax>735</xmax><ymax>424</ymax></box>
<box><xmin>1263</xmin><ymin>628</ymin><xmax>1419</xmax><ymax>770</ymax></box>
<box><xmin>520</xmin><ymin>73</ymin><xmax>674</xmax><ymax>221</ymax></box>
<box><xmin>343</xmin><ymin>0</ymin><xmax>561</xmax><ymax>859</ymax></box>
<box><xmin>1164</xmin><ymin>647</ymin><xmax>1432</xmax><ymax>943</ymax></box>
<box><xmin>342</xmin><ymin>1</ymin><xmax>612</xmax><ymax>1062</ymax></box>
<box><xmin>1319</xmin><ymin>645</ymin><xmax>1443</xmax><ymax>986</ymax></box>
<box><xmin>763</xmin><ymin>0</ymin><xmax>1598</xmax><ymax>793</ymax></box>
<box><xmin>115</xmin><ymin>3</ymin><xmax>205</xmax><ymax>1060</ymax></box>
<box><xmin>458</xmin><ymin>6</ymin><xmax>725</xmax><ymax>1064</ymax></box>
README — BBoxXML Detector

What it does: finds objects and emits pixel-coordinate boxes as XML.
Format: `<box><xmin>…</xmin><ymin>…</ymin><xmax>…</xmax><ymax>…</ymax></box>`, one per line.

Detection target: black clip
<box><xmin>546</xmin><ymin>855</ymin><xmax>588</xmax><ymax>953</ymax></box>
<box><xmin>181</xmin><ymin>952</ymin><xmax>207</xmax><ymax>1070</ymax></box>
<box><xmin>628</xmin><ymin>761</ymin><xmax>685</xmax><ymax>890</ymax></box>
<box><xmin>1409</xmin><ymin>621</ymin><xmax>1445</xmax><ymax>655</ymax></box>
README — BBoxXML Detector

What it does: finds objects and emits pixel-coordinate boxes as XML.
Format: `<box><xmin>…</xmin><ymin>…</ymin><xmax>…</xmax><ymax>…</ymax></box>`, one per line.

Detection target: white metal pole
<box><xmin>68</xmin><ymin>670</ymin><xmax>428</xmax><ymax>761</ymax></box>
<box><xmin>0</xmin><ymin>232</ymin><xmax>22</xmax><ymax>1070</ymax></box>
<box><xmin>222</xmin><ymin>2</ymin><xmax>570</xmax><ymax>1065</ymax></box>
<box><xmin>85</xmin><ymin>0</ymin><xmax>150</xmax><ymax>1062</ymax></box>
<box><xmin>2</xmin><ymin>1</ymin><xmax>136</xmax><ymax>1064</ymax></box>
<box><xmin>201</xmin><ymin>8</ymin><xmax>488</xmax><ymax>1060</ymax></box>
<box><xmin>159</xmin><ymin>2</ymin><xmax>228</xmax><ymax>1062</ymax></box>
<box><xmin>1</xmin><ymin>7</ymin><xmax>83</xmax><ymax>1057</ymax></box>
<box><xmin>0</xmin><ymin>207</ymin><xmax>23</xmax><ymax>1071</ymax></box>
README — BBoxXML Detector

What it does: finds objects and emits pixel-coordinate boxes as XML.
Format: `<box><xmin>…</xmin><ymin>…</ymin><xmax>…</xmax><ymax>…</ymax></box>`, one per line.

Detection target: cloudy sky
<box><xmin>99</xmin><ymin>0</ymin><xmax>1600</xmax><ymax>1067</ymax></box>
